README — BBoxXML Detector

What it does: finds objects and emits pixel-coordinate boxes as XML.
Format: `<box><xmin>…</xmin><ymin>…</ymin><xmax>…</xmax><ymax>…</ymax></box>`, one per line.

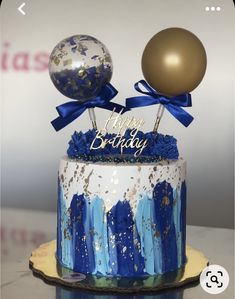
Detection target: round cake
<box><xmin>57</xmin><ymin>157</ymin><xmax>186</xmax><ymax>277</ymax></box>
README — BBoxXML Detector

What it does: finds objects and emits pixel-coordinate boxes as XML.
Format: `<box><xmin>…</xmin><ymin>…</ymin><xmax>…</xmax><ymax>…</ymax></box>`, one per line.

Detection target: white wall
<box><xmin>1</xmin><ymin>0</ymin><xmax>234</xmax><ymax>228</ymax></box>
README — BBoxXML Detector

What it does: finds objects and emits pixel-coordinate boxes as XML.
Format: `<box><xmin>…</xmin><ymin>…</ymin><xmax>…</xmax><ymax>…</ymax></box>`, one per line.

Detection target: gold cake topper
<box><xmin>90</xmin><ymin>108</ymin><xmax>148</xmax><ymax>157</ymax></box>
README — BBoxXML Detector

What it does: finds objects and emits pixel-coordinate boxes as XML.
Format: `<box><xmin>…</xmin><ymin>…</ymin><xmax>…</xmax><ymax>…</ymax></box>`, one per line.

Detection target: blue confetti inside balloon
<box><xmin>49</xmin><ymin>35</ymin><xmax>113</xmax><ymax>102</ymax></box>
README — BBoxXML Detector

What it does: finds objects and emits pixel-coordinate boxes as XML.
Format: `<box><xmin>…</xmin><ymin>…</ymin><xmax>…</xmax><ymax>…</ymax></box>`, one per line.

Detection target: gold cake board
<box><xmin>29</xmin><ymin>240</ymin><xmax>208</xmax><ymax>293</ymax></box>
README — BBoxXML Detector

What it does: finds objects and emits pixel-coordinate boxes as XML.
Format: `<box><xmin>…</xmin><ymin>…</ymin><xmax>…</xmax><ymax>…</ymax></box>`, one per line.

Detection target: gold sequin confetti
<box><xmin>63</xmin><ymin>59</ymin><xmax>72</xmax><ymax>66</ymax></box>
<box><xmin>53</xmin><ymin>56</ymin><xmax>60</xmax><ymax>65</ymax></box>
<box><xmin>162</xmin><ymin>196</ymin><xmax>170</xmax><ymax>206</ymax></box>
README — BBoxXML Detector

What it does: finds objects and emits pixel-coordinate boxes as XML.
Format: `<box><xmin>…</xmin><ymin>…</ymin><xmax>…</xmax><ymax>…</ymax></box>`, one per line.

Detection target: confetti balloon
<box><xmin>142</xmin><ymin>28</ymin><xmax>207</xmax><ymax>96</ymax></box>
<box><xmin>49</xmin><ymin>35</ymin><xmax>113</xmax><ymax>102</ymax></box>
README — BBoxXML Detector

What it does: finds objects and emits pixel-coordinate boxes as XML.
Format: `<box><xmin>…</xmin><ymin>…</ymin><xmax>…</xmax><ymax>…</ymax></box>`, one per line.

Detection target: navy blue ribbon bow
<box><xmin>126</xmin><ymin>80</ymin><xmax>194</xmax><ymax>127</ymax></box>
<box><xmin>51</xmin><ymin>83</ymin><xmax>129</xmax><ymax>131</ymax></box>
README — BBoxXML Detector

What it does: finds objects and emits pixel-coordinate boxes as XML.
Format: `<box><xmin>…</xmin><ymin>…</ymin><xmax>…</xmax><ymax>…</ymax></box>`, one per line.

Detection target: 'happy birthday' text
<box><xmin>90</xmin><ymin>109</ymin><xmax>148</xmax><ymax>157</ymax></box>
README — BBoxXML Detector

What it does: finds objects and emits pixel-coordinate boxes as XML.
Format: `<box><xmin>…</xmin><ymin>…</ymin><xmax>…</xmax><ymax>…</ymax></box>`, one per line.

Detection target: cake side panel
<box><xmin>57</xmin><ymin>158</ymin><xmax>187</xmax><ymax>277</ymax></box>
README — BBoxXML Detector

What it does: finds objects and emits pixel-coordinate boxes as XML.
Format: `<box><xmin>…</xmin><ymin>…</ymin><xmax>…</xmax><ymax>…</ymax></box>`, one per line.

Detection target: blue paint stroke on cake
<box><xmin>90</xmin><ymin>196</ymin><xmax>110</xmax><ymax>275</ymax></box>
<box><xmin>173</xmin><ymin>188</ymin><xmax>182</xmax><ymax>267</ymax></box>
<box><xmin>107</xmin><ymin>200</ymin><xmax>145</xmax><ymax>276</ymax></box>
<box><xmin>135</xmin><ymin>194</ymin><xmax>162</xmax><ymax>275</ymax></box>
<box><xmin>153</xmin><ymin>181</ymin><xmax>178</xmax><ymax>273</ymax></box>
<box><xmin>70</xmin><ymin>194</ymin><xmax>95</xmax><ymax>273</ymax></box>
<box><xmin>57</xmin><ymin>183</ymin><xmax>73</xmax><ymax>269</ymax></box>
<box><xmin>57</xmin><ymin>181</ymin><xmax>186</xmax><ymax>277</ymax></box>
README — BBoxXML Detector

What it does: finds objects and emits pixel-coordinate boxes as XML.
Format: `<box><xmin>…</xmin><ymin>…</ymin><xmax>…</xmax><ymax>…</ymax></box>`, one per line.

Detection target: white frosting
<box><xmin>59</xmin><ymin>157</ymin><xmax>186</xmax><ymax>216</ymax></box>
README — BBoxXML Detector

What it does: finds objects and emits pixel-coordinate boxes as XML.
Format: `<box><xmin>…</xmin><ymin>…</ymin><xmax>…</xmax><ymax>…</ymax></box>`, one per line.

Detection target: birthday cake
<box><xmin>48</xmin><ymin>30</ymin><xmax>206</xmax><ymax>282</ymax></box>
<box><xmin>56</xmin><ymin>126</ymin><xmax>186</xmax><ymax>277</ymax></box>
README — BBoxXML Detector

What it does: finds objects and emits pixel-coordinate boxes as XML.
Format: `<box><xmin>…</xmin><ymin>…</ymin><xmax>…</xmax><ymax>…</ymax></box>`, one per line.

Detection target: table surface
<box><xmin>1</xmin><ymin>208</ymin><xmax>234</xmax><ymax>299</ymax></box>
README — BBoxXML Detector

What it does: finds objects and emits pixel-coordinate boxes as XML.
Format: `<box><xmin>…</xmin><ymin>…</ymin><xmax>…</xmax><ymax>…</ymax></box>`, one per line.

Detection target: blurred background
<box><xmin>1</xmin><ymin>0</ymin><xmax>234</xmax><ymax>228</ymax></box>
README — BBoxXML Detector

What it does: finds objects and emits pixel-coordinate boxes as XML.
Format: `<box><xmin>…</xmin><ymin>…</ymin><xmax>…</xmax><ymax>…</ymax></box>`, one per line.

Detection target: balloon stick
<box><xmin>153</xmin><ymin>104</ymin><xmax>165</xmax><ymax>132</ymax></box>
<box><xmin>88</xmin><ymin>108</ymin><xmax>98</xmax><ymax>130</ymax></box>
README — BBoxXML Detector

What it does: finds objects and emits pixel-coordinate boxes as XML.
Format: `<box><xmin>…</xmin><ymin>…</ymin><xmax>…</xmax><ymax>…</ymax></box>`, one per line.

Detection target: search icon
<box><xmin>200</xmin><ymin>264</ymin><xmax>229</xmax><ymax>294</ymax></box>
<box><xmin>210</xmin><ymin>275</ymin><xmax>219</xmax><ymax>284</ymax></box>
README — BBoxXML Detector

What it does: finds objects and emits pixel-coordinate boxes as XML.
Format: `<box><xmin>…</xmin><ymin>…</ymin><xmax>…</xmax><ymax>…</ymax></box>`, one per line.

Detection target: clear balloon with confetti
<box><xmin>49</xmin><ymin>35</ymin><xmax>113</xmax><ymax>102</ymax></box>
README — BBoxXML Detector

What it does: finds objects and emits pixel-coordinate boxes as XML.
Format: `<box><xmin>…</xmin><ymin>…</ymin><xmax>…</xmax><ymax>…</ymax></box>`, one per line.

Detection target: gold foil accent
<box><xmin>162</xmin><ymin>196</ymin><xmax>170</xmax><ymax>206</ymax></box>
<box><xmin>80</xmin><ymin>165</ymin><xmax>85</xmax><ymax>176</ymax></box>
<box><xmin>77</xmin><ymin>68</ymin><xmax>86</xmax><ymax>78</ymax></box>
<box><xmin>154</xmin><ymin>231</ymin><xmax>161</xmax><ymax>238</ymax></box>
<box><xmin>83</xmin><ymin>169</ymin><xmax>93</xmax><ymax>196</ymax></box>
<box><xmin>53</xmin><ymin>56</ymin><xmax>60</xmax><ymax>65</ymax></box>
<box><xmin>126</xmin><ymin>185</ymin><xmax>137</xmax><ymax>201</ymax></box>
<box><xmin>63</xmin><ymin>59</ymin><xmax>72</xmax><ymax>66</ymax></box>
<box><xmin>60</xmin><ymin>174</ymin><xmax>64</xmax><ymax>183</ymax></box>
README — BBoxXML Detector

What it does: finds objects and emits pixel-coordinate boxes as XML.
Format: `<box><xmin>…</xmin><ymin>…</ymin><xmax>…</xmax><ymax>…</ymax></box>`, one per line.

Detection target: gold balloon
<box><xmin>141</xmin><ymin>28</ymin><xmax>207</xmax><ymax>96</ymax></box>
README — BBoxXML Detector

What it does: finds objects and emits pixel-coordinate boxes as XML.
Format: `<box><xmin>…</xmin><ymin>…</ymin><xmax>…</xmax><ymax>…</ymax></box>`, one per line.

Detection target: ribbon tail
<box><xmin>98</xmin><ymin>102</ymin><xmax>130</xmax><ymax>114</ymax></box>
<box><xmin>56</xmin><ymin>101</ymin><xmax>84</xmax><ymax>117</ymax></box>
<box><xmin>165</xmin><ymin>104</ymin><xmax>194</xmax><ymax>127</ymax></box>
<box><xmin>51</xmin><ymin>107</ymin><xmax>86</xmax><ymax>131</ymax></box>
